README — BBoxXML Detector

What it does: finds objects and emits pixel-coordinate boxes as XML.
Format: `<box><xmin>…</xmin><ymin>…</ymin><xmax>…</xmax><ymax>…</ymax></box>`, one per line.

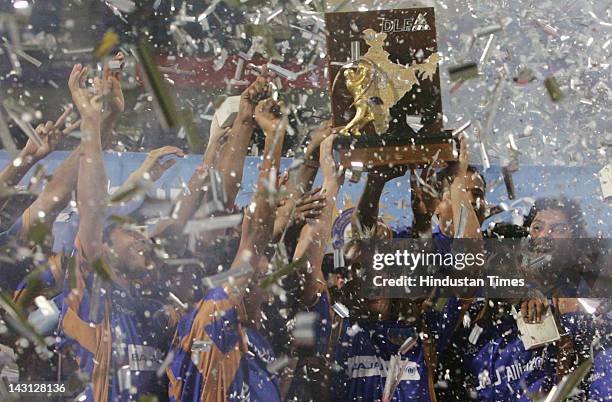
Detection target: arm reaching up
<box><xmin>292</xmin><ymin>134</ymin><xmax>342</xmax><ymax>305</ymax></box>
<box><xmin>4</xmin><ymin>55</ymin><xmax>123</xmax><ymax>236</ymax></box>
<box><xmin>202</xmin><ymin>106</ymin><xmax>230</xmax><ymax>167</ymax></box>
<box><xmin>98</xmin><ymin>52</ymin><xmax>125</xmax><ymax>147</ymax></box>
<box><xmin>272</xmin><ymin>121</ymin><xmax>331</xmax><ymax>242</ymax></box>
<box><xmin>230</xmin><ymin>99</ymin><xmax>287</xmax><ymax>285</ymax></box>
<box><xmin>70</xmin><ymin>63</ymin><xmax>107</xmax><ymax>261</ymax></box>
<box><xmin>0</xmin><ymin>108</ymin><xmax>80</xmax><ymax>227</ymax></box>
<box><xmin>112</xmin><ymin>145</ymin><xmax>184</xmax><ymax>202</ymax></box>
<box><xmin>0</xmin><ymin>106</ymin><xmax>77</xmax><ymax>189</ymax></box>
<box><xmin>215</xmin><ymin>68</ymin><xmax>274</xmax><ymax>207</ymax></box>
<box><xmin>410</xmin><ymin>164</ymin><xmax>442</xmax><ymax>237</ymax></box>
<box><xmin>351</xmin><ymin>166</ymin><xmax>406</xmax><ymax>238</ymax></box>
<box><xmin>434</xmin><ymin>137</ymin><xmax>484</xmax><ymax>239</ymax></box>
<box><xmin>151</xmin><ymin>70</ymin><xmax>274</xmax><ymax>244</ymax></box>
<box><xmin>448</xmin><ymin>136</ymin><xmax>482</xmax><ymax>239</ymax></box>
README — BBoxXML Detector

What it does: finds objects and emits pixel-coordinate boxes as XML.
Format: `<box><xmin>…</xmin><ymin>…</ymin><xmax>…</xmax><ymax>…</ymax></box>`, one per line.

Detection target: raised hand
<box><xmin>239</xmin><ymin>66</ymin><xmax>274</xmax><ymax>122</ymax></box>
<box><xmin>90</xmin><ymin>52</ymin><xmax>125</xmax><ymax>132</ymax></box>
<box><xmin>254</xmin><ymin>98</ymin><xmax>287</xmax><ymax>138</ymax></box>
<box><xmin>105</xmin><ymin>51</ymin><xmax>125</xmax><ymax>79</ymax></box>
<box><xmin>68</xmin><ymin>64</ymin><xmax>103</xmax><ymax>125</ymax></box>
<box><xmin>139</xmin><ymin>146</ymin><xmax>185</xmax><ymax>182</ymax></box>
<box><xmin>101</xmin><ymin>52</ymin><xmax>125</xmax><ymax>117</ymax></box>
<box><xmin>520</xmin><ymin>297</ymin><xmax>548</xmax><ymax>324</ymax></box>
<box><xmin>292</xmin><ymin>187</ymin><xmax>326</xmax><ymax>225</ymax></box>
<box><xmin>22</xmin><ymin>106</ymin><xmax>80</xmax><ymax>162</ymax></box>
<box><xmin>305</xmin><ymin>120</ymin><xmax>333</xmax><ymax>159</ymax></box>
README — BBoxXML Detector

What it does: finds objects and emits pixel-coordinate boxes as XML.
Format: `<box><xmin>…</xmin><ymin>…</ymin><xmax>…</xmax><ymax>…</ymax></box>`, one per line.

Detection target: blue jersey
<box><xmin>305</xmin><ymin>290</ymin><xmax>332</xmax><ymax>357</ymax></box>
<box><xmin>590</xmin><ymin>348</ymin><xmax>612</xmax><ymax>400</ymax></box>
<box><xmin>58</xmin><ymin>241</ymin><xmax>173</xmax><ymax>402</ymax></box>
<box><xmin>330</xmin><ymin>297</ymin><xmax>461</xmax><ymax>401</ymax></box>
<box><xmin>463</xmin><ymin>306</ymin><xmax>592</xmax><ymax>401</ymax></box>
<box><xmin>285</xmin><ymin>291</ymin><xmax>332</xmax><ymax>400</ymax></box>
<box><xmin>328</xmin><ymin>225</ymin><xmax>460</xmax><ymax>401</ymax></box>
<box><xmin>166</xmin><ymin>286</ymin><xmax>282</xmax><ymax>402</ymax></box>
<box><xmin>432</xmin><ymin>224</ymin><xmax>452</xmax><ymax>255</ymax></box>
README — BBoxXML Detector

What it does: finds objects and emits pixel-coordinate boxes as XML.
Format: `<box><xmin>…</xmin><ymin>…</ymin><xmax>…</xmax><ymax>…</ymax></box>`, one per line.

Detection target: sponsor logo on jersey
<box><xmin>127</xmin><ymin>344</ymin><xmax>163</xmax><ymax>371</ymax></box>
<box><xmin>476</xmin><ymin>356</ymin><xmax>544</xmax><ymax>390</ymax></box>
<box><xmin>346</xmin><ymin>355</ymin><xmax>420</xmax><ymax>380</ymax></box>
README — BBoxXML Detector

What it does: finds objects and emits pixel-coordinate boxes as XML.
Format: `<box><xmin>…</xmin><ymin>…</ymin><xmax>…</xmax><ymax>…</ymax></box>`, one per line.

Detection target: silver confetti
<box><xmin>202</xmin><ymin>264</ymin><xmax>253</xmax><ymax>289</ymax></box>
<box><xmin>332</xmin><ymin>302</ymin><xmax>349</xmax><ymax>319</ymax></box>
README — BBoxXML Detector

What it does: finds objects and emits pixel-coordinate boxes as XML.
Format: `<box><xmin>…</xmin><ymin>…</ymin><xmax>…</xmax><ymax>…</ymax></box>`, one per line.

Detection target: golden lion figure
<box><xmin>339</xmin><ymin>63</ymin><xmax>375</xmax><ymax>137</ymax></box>
<box><xmin>339</xmin><ymin>28</ymin><xmax>440</xmax><ymax>137</ymax></box>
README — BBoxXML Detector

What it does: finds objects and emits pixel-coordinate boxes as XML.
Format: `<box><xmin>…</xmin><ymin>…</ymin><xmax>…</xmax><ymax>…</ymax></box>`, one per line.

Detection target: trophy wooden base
<box><xmin>337</xmin><ymin>141</ymin><xmax>456</xmax><ymax>169</ymax></box>
<box><xmin>337</xmin><ymin>130</ymin><xmax>457</xmax><ymax>170</ymax></box>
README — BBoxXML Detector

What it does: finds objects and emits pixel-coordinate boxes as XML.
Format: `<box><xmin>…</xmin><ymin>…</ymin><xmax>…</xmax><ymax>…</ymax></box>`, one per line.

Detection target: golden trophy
<box><xmin>326</xmin><ymin>8</ymin><xmax>456</xmax><ymax>168</ymax></box>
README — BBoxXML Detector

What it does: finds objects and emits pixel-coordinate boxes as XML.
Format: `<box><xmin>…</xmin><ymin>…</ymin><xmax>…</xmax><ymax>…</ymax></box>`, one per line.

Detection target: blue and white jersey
<box><xmin>330</xmin><ymin>297</ymin><xmax>461</xmax><ymax>401</ymax></box>
<box><xmin>58</xmin><ymin>240</ymin><xmax>174</xmax><ymax>402</ymax></box>
<box><xmin>166</xmin><ymin>286</ymin><xmax>281</xmax><ymax>402</ymax></box>
<box><xmin>463</xmin><ymin>306</ymin><xmax>594</xmax><ymax>401</ymax></box>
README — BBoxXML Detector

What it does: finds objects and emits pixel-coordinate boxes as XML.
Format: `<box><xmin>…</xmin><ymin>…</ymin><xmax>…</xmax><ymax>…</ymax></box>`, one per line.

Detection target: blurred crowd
<box><xmin>0</xmin><ymin>51</ymin><xmax>610</xmax><ymax>402</ymax></box>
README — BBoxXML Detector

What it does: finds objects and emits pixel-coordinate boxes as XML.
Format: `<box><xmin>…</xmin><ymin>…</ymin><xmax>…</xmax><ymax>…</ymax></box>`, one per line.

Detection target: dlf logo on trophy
<box><xmin>378</xmin><ymin>13</ymin><xmax>431</xmax><ymax>33</ymax></box>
